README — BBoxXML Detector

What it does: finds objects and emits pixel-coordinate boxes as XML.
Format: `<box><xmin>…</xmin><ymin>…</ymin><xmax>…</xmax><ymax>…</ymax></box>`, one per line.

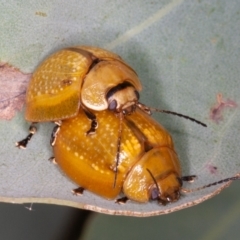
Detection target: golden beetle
<box><xmin>24</xmin><ymin>46</ymin><xmax>141</xmax><ymax>135</ymax></box>
<box><xmin>25</xmin><ymin>46</ymin><xmax>141</xmax><ymax>119</ymax></box>
<box><xmin>53</xmin><ymin>108</ymin><xmax>239</xmax><ymax>204</ymax></box>
<box><xmin>53</xmin><ymin>108</ymin><xmax>181</xmax><ymax>204</ymax></box>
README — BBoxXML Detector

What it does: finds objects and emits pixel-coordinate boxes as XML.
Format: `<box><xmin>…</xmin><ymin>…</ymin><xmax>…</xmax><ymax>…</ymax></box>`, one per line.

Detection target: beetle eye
<box><xmin>151</xmin><ymin>187</ymin><xmax>160</xmax><ymax>200</ymax></box>
<box><xmin>108</xmin><ymin>100</ymin><xmax>117</xmax><ymax>111</ymax></box>
<box><xmin>134</xmin><ymin>90</ymin><xmax>140</xmax><ymax>100</ymax></box>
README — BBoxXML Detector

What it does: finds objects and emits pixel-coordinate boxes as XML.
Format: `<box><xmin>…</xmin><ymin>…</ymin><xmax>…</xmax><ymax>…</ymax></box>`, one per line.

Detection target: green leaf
<box><xmin>0</xmin><ymin>0</ymin><xmax>239</xmax><ymax>217</ymax></box>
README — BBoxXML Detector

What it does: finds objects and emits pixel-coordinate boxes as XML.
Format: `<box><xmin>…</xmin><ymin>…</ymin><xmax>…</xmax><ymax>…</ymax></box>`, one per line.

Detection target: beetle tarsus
<box><xmin>158</xmin><ymin>199</ymin><xmax>168</xmax><ymax>206</ymax></box>
<box><xmin>15</xmin><ymin>138</ymin><xmax>29</xmax><ymax>149</ymax></box>
<box><xmin>48</xmin><ymin>156</ymin><xmax>57</xmax><ymax>164</ymax></box>
<box><xmin>50</xmin><ymin>121</ymin><xmax>61</xmax><ymax>146</ymax></box>
<box><xmin>115</xmin><ymin>196</ymin><xmax>129</xmax><ymax>204</ymax></box>
<box><xmin>83</xmin><ymin>107</ymin><xmax>98</xmax><ymax>135</ymax></box>
<box><xmin>72</xmin><ymin>187</ymin><xmax>85</xmax><ymax>195</ymax></box>
<box><xmin>15</xmin><ymin>124</ymin><xmax>37</xmax><ymax>149</ymax></box>
<box><xmin>86</xmin><ymin>119</ymin><xmax>98</xmax><ymax>135</ymax></box>
<box><xmin>181</xmin><ymin>175</ymin><xmax>197</xmax><ymax>182</ymax></box>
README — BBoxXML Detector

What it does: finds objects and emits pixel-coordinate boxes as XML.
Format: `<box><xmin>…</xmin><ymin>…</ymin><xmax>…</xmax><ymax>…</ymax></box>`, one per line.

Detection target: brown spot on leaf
<box><xmin>0</xmin><ymin>63</ymin><xmax>31</xmax><ymax>120</ymax></box>
<box><xmin>35</xmin><ymin>11</ymin><xmax>47</xmax><ymax>17</ymax></box>
<box><xmin>206</xmin><ymin>164</ymin><xmax>218</xmax><ymax>174</ymax></box>
<box><xmin>209</xmin><ymin>93</ymin><xmax>237</xmax><ymax>124</ymax></box>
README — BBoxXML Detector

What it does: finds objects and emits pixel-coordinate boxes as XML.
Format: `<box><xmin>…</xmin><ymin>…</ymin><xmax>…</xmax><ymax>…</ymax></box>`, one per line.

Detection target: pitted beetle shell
<box><xmin>123</xmin><ymin>147</ymin><xmax>181</xmax><ymax>202</ymax></box>
<box><xmin>53</xmin><ymin>108</ymin><xmax>181</xmax><ymax>203</ymax></box>
<box><xmin>25</xmin><ymin>46</ymin><xmax>142</xmax><ymax>122</ymax></box>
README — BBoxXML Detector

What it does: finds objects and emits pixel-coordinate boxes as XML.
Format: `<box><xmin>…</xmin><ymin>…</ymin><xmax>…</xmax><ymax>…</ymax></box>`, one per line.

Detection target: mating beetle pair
<box><xmin>17</xmin><ymin>46</ymin><xmax>239</xmax><ymax>205</ymax></box>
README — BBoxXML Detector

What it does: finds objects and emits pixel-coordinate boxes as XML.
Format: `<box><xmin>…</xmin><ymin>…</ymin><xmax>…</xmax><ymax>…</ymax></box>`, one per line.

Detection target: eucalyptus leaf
<box><xmin>0</xmin><ymin>0</ymin><xmax>239</xmax><ymax>217</ymax></box>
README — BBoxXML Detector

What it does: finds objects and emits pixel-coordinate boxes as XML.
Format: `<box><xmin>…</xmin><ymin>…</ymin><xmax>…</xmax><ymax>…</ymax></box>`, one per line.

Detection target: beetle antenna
<box><xmin>137</xmin><ymin>102</ymin><xmax>207</xmax><ymax>127</ymax></box>
<box><xmin>113</xmin><ymin>112</ymin><xmax>124</xmax><ymax>188</ymax></box>
<box><xmin>146</xmin><ymin>168</ymin><xmax>160</xmax><ymax>201</ymax></box>
<box><xmin>146</xmin><ymin>168</ymin><xmax>160</xmax><ymax>197</ymax></box>
<box><xmin>181</xmin><ymin>175</ymin><xmax>240</xmax><ymax>193</ymax></box>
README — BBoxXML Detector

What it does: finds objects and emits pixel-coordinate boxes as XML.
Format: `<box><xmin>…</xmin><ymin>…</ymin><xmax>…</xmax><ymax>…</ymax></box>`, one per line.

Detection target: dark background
<box><xmin>1</xmin><ymin>181</ymin><xmax>239</xmax><ymax>240</ymax></box>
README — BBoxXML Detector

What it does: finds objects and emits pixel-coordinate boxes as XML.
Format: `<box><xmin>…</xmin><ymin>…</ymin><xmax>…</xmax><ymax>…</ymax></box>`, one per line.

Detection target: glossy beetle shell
<box><xmin>25</xmin><ymin>46</ymin><xmax>142</xmax><ymax>122</ymax></box>
<box><xmin>53</xmin><ymin>108</ymin><xmax>182</xmax><ymax>203</ymax></box>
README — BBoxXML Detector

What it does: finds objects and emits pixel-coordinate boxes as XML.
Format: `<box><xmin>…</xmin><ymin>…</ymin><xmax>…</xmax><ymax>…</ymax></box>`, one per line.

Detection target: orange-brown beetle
<box><xmin>52</xmin><ymin>108</ymin><xmax>240</xmax><ymax>204</ymax></box>
<box><xmin>53</xmin><ymin>108</ymin><xmax>182</xmax><ymax>204</ymax></box>
<box><xmin>25</xmin><ymin>45</ymin><xmax>142</xmax><ymax>121</ymax></box>
<box><xmin>17</xmin><ymin>46</ymin><xmax>142</xmax><ymax>147</ymax></box>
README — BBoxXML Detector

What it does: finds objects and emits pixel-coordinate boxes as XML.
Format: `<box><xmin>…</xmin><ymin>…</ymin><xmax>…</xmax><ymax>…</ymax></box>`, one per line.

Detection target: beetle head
<box><xmin>107</xmin><ymin>81</ymin><xmax>139</xmax><ymax>115</ymax></box>
<box><xmin>147</xmin><ymin>169</ymin><xmax>182</xmax><ymax>205</ymax></box>
<box><xmin>150</xmin><ymin>185</ymin><xmax>181</xmax><ymax>205</ymax></box>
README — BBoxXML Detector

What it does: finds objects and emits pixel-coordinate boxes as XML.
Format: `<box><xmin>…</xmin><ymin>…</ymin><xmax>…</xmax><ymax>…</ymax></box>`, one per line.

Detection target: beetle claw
<box><xmin>72</xmin><ymin>187</ymin><xmax>85</xmax><ymax>196</ymax></box>
<box><xmin>50</xmin><ymin>121</ymin><xmax>61</xmax><ymax>146</ymax></box>
<box><xmin>16</xmin><ymin>124</ymin><xmax>37</xmax><ymax>149</ymax></box>
<box><xmin>157</xmin><ymin>199</ymin><xmax>168</xmax><ymax>206</ymax></box>
<box><xmin>181</xmin><ymin>175</ymin><xmax>197</xmax><ymax>183</ymax></box>
<box><xmin>86</xmin><ymin>120</ymin><xmax>98</xmax><ymax>135</ymax></box>
<box><xmin>83</xmin><ymin>108</ymin><xmax>98</xmax><ymax>135</ymax></box>
<box><xmin>115</xmin><ymin>196</ymin><xmax>129</xmax><ymax>205</ymax></box>
<box><xmin>48</xmin><ymin>156</ymin><xmax>57</xmax><ymax>164</ymax></box>
<box><xmin>15</xmin><ymin>139</ymin><xmax>28</xmax><ymax>149</ymax></box>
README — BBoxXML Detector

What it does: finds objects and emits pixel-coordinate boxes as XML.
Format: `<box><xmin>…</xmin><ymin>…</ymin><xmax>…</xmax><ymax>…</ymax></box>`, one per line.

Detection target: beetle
<box><xmin>52</xmin><ymin>108</ymin><xmax>240</xmax><ymax>204</ymax></box>
<box><xmin>16</xmin><ymin>46</ymin><xmax>142</xmax><ymax>147</ymax></box>
<box><xmin>53</xmin><ymin>108</ymin><xmax>183</xmax><ymax>204</ymax></box>
<box><xmin>16</xmin><ymin>45</ymin><xmax>206</xmax><ymax>149</ymax></box>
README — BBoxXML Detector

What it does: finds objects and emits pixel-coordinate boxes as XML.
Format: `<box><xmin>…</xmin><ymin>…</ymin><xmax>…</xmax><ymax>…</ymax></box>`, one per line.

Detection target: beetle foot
<box><xmin>83</xmin><ymin>108</ymin><xmax>98</xmax><ymax>135</ymax></box>
<box><xmin>72</xmin><ymin>187</ymin><xmax>85</xmax><ymax>196</ymax></box>
<box><xmin>86</xmin><ymin>119</ymin><xmax>98</xmax><ymax>135</ymax></box>
<box><xmin>157</xmin><ymin>199</ymin><xmax>168</xmax><ymax>206</ymax></box>
<box><xmin>16</xmin><ymin>124</ymin><xmax>37</xmax><ymax>149</ymax></box>
<box><xmin>115</xmin><ymin>196</ymin><xmax>129</xmax><ymax>204</ymax></box>
<box><xmin>16</xmin><ymin>138</ymin><xmax>30</xmax><ymax>149</ymax></box>
<box><xmin>50</xmin><ymin>121</ymin><xmax>61</xmax><ymax>146</ymax></box>
<box><xmin>48</xmin><ymin>156</ymin><xmax>57</xmax><ymax>164</ymax></box>
<box><xmin>181</xmin><ymin>175</ymin><xmax>197</xmax><ymax>183</ymax></box>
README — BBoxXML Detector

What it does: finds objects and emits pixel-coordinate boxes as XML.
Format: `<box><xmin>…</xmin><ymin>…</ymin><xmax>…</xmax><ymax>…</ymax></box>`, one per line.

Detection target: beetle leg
<box><xmin>181</xmin><ymin>175</ymin><xmax>197</xmax><ymax>183</ymax></box>
<box><xmin>136</xmin><ymin>102</ymin><xmax>152</xmax><ymax>115</ymax></box>
<box><xmin>113</xmin><ymin>112</ymin><xmax>124</xmax><ymax>188</ymax></box>
<box><xmin>157</xmin><ymin>199</ymin><xmax>168</xmax><ymax>206</ymax></box>
<box><xmin>115</xmin><ymin>196</ymin><xmax>129</xmax><ymax>204</ymax></box>
<box><xmin>15</xmin><ymin>123</ymin><xmax>37</xmax><ymax>149</ymax></box>
<box><xmin>82</xmin><ymin>107</ymin><xmax>98</xmax><ymax>135</ymax></box>
<box><xmin>48</xmin><ymin>156</ymin><xmax>57</xmax><ymax>164</ymax></box>
<box><xmin>72</xmin><ymin>187</ymin><xmax>85</xmax><ymax>196</ymax></box>
<box><xmin>50</xmin><ymin>121</ymin><xmax>62</xmax><ymax>146</ymax></box>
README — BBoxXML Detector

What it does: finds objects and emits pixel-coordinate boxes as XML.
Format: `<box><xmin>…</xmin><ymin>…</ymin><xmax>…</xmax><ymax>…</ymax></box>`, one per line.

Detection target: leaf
<box><xmin>209</xmin><ymin>93</ymin><xmax>237</xmax><ymax>124</ymax></box>
<box><xmin>0</xmin><ymin>63</ymin><xmax>30</xmax><ymax>120</ymax></box>
<box><xmin>0</xmin><ymin>0</ymin><xmax>240</xmax><ymax>217</ymax></box>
